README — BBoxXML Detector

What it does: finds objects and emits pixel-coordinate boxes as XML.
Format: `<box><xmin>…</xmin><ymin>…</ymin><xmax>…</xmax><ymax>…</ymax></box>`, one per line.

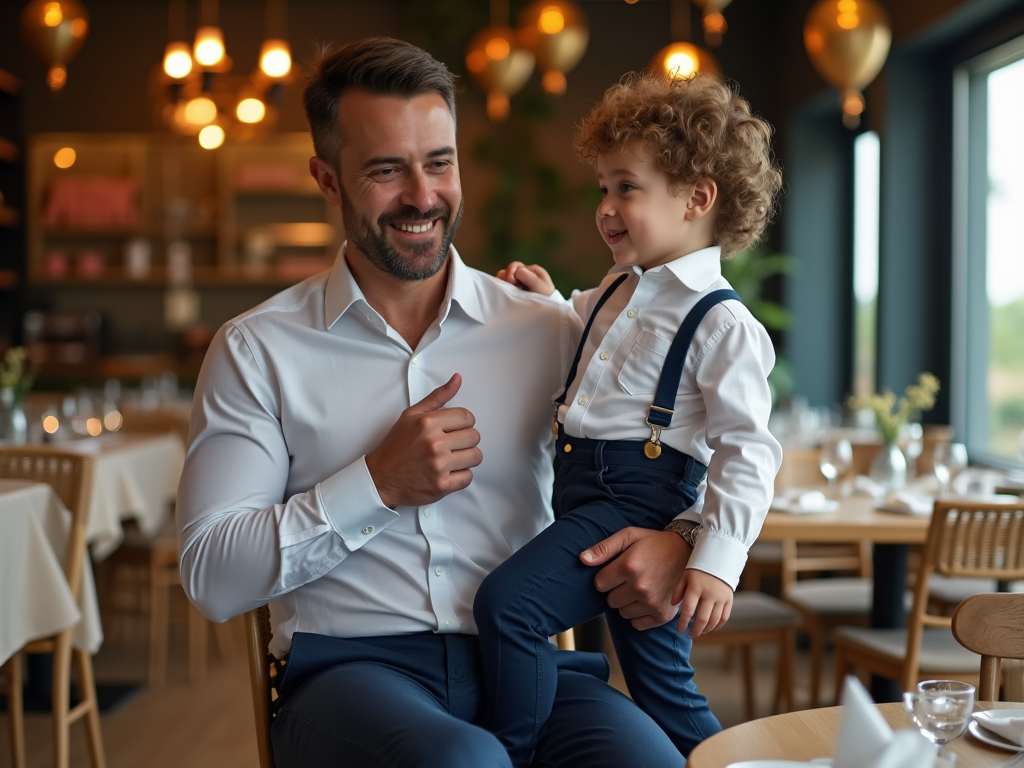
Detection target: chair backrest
<box><xmin>0</xmin><ymin>448</ymin><xmax>95</xmax><ymax>599</ymax></box>
<box><xmin>903</xmin><ymin>499</ymin><xmax>1024</xmax><ymax>689</ymax></box>
<box><xmin>774</xmin><ymin>449</ymin><xmax>827</xmax><ymax>494</ymax></box>
<box><xmin>781</xmin><ymin>539</ymin><xmax>872</xmax><ymax>591</ymax></box>
<box><xmin>952</xmin><ymin>593</ymin><xmax>1024</xmax><ymax>700</ymax></box>
<box><xmin>244</xmin><ymin>606</ymin><xmax>276</xmax><ymax>768</ymax></box>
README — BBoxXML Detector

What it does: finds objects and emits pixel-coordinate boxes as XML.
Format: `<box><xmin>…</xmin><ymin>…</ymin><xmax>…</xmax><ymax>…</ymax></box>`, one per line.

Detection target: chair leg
<box><xmin>6</xmin><ymin>652</ymin><xmax>26</xmax><ymax>768</ymax></box>
<box><xmin>774</xmin><ymin>628</ymin><xmax>795</xmax><ymax>714</ymax></box>
<box><xmin>148</xmin><ymin>561</ymin><xmax>169</xmax><ymax>686</ymax></box>
<box><xmin>52</xmin><ymin>632</ymin><xmax>73</xmax><ymax>768</ymax></box>
<box><xmin>742</xmin><ymin>644</ymin><xmax>756</xmax><ymax>722</ymax></box>
<box><xmin>188</xmin><ymin>601</ymin><xmax>208</xmax><ymax>684</ymax></box>
<box><xmin>833</xmin><ymin>646</ymin><xmax>848</xmax><ymax>706</ymax></box>
<box><xmin>74</xmin><ymin>650</ymin><xmax>107</xmax><ymax>768</ymax></box>
<box><xmin>722</xmin><ymin>645</ymin><xmax>735</xmax><ymax>672</ymax></box>
<box><xmin>808</xmin><ymin>621</ymin><xmax>824</xmax><ymax>709</ymax></box>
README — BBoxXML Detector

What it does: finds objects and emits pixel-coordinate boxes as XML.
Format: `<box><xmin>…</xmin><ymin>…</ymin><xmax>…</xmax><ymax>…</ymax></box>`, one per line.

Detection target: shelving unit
<box><xmin>26</xmin><ymin>132</ymin><xmax>344</xmax><ymax>288</ymax></box>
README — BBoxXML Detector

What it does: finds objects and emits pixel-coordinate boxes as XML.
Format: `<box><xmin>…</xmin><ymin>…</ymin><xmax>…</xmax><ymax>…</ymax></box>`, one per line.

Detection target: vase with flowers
<box><xmin>0</xmin><ymin>347</ymin><xmax>34</xmax><ymax>444</ymax></box>
<box><xmin>847</xmin><ymin>373</ymin><xmax>940</xmax><ymax>490</ymax></box>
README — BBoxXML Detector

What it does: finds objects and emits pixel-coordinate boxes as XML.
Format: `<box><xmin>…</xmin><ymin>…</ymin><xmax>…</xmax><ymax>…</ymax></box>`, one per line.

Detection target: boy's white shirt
<box><xmin>549</xmin><ymin>245</ymin><xmax>782</xmax><ymax>589</ymax></box>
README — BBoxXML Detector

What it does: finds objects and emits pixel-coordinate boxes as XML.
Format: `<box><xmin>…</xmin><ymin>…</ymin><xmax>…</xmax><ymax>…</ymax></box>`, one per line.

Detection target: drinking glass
<box><xmin>819</xmin><ymin>438</ymin><xmax>853</xmax><ymax>493</ymax></box>
<box><xmin>933</xmin><ymin>443</ymin><xmax>968</xmax><ymax>496</ymax></box>
<box><xmin>903</xmin><ymin>680</ymin><xmax>974</xmax><ymax>760</ymax></box>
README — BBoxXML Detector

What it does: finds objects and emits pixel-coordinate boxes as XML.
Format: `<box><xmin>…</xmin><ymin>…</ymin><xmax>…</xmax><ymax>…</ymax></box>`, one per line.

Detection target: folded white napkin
<box><xmin>972</xmin><ymin>711</ymin><xmax>1024</xmax><ymax>746</ymax></box>
<box><xmin>772</xmin><ymin>488</ymin><xmax>839</xmax><ymax>514</ymax></box>
<box><xmin>853</xmin><ymin>475</ymin><xmax>888</xmax><ymax>499</ymax></box>
<box><xmin>833</xmin><ymin>677</ymin><xmax>937</xmax><ymax>768</ymax></box>
<box><xmin>882</xmin><ymin>491</ymin><xmax>934</xmax><ymax>515</ymax></box>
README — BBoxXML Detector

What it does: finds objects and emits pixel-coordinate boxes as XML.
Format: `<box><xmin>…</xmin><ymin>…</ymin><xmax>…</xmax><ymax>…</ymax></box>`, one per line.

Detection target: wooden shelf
<box><xmin>0</xmin><ymin>206</ymin><xmax>19</xmax><ymax>227</ymax></box>
<box><xmin>29</xmin><ymin>264</ymin><xmax>311</xmax><ymax>288</ymax></box>
<box><xmin>41</xmin><ymin>225</ymin><xmax>217</xmax><ymax>239</ymax></box>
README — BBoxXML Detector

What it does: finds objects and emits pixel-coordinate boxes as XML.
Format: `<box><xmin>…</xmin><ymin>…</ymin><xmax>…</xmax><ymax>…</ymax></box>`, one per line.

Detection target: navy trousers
<box><xmin>474</xmin><ymin>436</ymin><xmax>723</xmax><ymax>767</ymax></box>
<box><xmin>270</xmin><ymin>630</ymin><xmax>682</xmax><ymax>768</ymax></box>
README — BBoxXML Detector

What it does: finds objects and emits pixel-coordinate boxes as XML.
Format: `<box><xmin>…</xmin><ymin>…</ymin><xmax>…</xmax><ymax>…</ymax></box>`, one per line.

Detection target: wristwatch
<box><xmin>665</xmin><ymin>519</ymin><xmax>702</xmax><ymax>548</ymax></box>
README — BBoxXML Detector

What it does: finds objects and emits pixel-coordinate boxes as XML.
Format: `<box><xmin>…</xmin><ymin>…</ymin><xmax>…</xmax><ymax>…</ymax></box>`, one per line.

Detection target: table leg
<box><xmin>871</xmin><ymin>543</ymin><xmax>907</xmax><ymax>702</ymax></box>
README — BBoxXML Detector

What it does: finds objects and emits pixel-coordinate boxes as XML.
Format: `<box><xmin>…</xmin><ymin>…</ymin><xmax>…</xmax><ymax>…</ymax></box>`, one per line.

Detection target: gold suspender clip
<box><xmin>644</xmin><ymin>406</ymin><xmax>673</xmax><ymax>459</ymax></box>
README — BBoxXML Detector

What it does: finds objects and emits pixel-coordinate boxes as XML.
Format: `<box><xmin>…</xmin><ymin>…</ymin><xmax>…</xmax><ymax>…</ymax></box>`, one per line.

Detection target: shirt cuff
<box><xmin>685</xmin><ymin>530</ymin><xmax>749</xmax><ymax>590</ymax></box>
<box><xmin>317</xmin><ymin>457</ymin><xmax>399</xmax><ymax>553</ymax></box>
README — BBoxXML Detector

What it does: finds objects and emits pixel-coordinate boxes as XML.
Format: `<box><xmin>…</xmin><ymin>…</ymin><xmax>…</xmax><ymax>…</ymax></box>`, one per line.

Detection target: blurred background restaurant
<box><xmin>1</xmin><ymin>0</ymin><xmax>1023</xmax><ymax>767</ymax></box>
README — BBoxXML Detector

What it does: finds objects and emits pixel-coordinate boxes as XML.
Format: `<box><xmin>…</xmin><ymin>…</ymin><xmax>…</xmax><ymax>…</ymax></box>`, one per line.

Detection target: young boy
<box><xmin>473</xmin><ymin>72</ymin><xmax>784</xmax><ymax>766</ymax></box>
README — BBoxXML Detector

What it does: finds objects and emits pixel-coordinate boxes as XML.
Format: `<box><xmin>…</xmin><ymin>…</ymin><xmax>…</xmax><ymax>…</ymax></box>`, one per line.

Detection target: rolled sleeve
<box><xmin>318</xmin><ymin>457</ymin><xmax>399</xmax><ymax>551</ymax></box>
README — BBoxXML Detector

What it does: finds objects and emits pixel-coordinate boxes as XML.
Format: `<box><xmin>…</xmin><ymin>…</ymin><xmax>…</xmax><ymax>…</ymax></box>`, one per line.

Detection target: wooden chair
<box><xmin>783</xmin><ymin>538</ymin><xmax>874</xmax><ymax>708</ymax></box>
<box><xmin>951</xmin><ymin>593</ymin><xmax>1024</xmax><ymax>700</ymax></box>
<box><xmin>243</xmin><ymin>606</ymin><xmax>579</xmax><ymax>768</ymax></box>
<box><xmin>833</xmin><ymin>499</ymin><xmax>1024</xmax><ymax>699</ymax></box>
<box><xmin>692</xmin><ymin>592</ymin><xmax>800</xmax><ymax>721</ymax></box>
<box><xmin>0</xmin><ymin>449</ymin><xmax>106</xmax><ymax>768</ymax></box>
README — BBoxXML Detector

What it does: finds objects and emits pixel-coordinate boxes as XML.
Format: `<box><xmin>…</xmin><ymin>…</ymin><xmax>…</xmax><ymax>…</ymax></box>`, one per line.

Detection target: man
<box><xmin>177</xmin><ymin>37</ymin><xmax>700</xmax><ymax>768</ymax></box>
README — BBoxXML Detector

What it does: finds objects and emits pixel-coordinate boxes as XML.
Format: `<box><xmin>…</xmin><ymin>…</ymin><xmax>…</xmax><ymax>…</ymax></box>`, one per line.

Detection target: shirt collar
<box><xmin>609</xmin><ymin>245</ymin><xmax>723</xmax><ymax>292</ymax></box>
<box><xmin>324</xmin><ymin>242</ymin><xmax>484</xmax><ymax>330</ymax></box>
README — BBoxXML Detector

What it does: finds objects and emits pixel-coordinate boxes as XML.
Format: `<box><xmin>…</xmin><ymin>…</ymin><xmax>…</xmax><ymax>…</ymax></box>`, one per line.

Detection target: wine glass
<box><xmin>903</xmin><ymin>680</ymin><xmax>974</xmax><ymax>761</ymax></box>
<box><xmin>819</xmin><ymin>438</ymin><xmax>853</xmax><ymax>494</ymax></box>
<box><xmin>933</xmin><ymin>443</ymin><xmax>968</xmax><ymax>496</ymax></box>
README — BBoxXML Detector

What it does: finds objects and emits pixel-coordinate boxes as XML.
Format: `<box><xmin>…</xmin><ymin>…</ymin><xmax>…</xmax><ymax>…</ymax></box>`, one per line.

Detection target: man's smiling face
<box><xmin>336</xmin><ymin>88</ymin><xmax>463</xmax><ymax>281</ymax></box>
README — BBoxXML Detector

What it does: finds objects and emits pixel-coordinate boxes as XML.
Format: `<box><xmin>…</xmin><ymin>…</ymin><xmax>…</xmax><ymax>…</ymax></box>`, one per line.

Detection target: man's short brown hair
<box><xmin>573</xmin><ymin>72</ymin><xmax>782</xmax><ymax>255</ymax></box>
<box><xmin>303</xmin><ymin>37</ymin><xmax>458</xmax><ymax>168</ymax></box>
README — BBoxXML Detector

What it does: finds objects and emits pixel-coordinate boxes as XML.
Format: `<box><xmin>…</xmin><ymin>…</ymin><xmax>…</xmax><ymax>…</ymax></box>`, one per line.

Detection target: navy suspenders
<box><xmin>553</xmin><ymin>274</ymin><xmax>740</xmax><ymax>459</ymax></box>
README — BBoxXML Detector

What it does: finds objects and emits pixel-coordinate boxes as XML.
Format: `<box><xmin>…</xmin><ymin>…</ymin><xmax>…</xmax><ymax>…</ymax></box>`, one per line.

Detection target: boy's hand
<box><xmin>496</xmin><ymin>261</ymin><xmax>555</xmax><ymax>296</ymax></box>
<box><xmin>674</xmin><ymin>569</ymin><xmax>733</xmax><ymax>636</ymax></box>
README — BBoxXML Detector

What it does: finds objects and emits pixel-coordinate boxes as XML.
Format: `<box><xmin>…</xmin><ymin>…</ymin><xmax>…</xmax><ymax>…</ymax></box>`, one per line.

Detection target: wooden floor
<box><xmin>0</xmin><ymin>617</ymin><xmax>830</xmax><ymax>767</ymax></box>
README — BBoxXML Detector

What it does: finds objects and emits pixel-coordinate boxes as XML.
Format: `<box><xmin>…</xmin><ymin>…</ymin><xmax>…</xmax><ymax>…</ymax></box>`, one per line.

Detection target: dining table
<box><xmin>686</xmin><ymin>700</ymin><xmax>1023</xmax><ymax>767</ymax></box>
<box><xmin>29</xmin><ymin>431</ymin><xmax>186</xmax><ymax>559</ymax></box>
<box><xmin>0</xmin><ymin>479</ymin><xmax>103</xmax><ymax>667</ymax></box>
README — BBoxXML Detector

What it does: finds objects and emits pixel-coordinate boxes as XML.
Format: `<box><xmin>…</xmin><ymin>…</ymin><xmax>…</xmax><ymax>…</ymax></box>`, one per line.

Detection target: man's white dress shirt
<box><xmin>558</xmin><ymin>246</ymin><xmax>782</xmax><ymax>589</ymax></box>
<box><xmin>177</xmin><ymin>246</ymin><xmax>580</xmax><ymax>657</ymax></box>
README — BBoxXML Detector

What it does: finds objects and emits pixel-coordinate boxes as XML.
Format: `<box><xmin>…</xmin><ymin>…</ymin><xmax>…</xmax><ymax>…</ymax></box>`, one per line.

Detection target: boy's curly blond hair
<box><xmin>573</xmin><ymin>72</ymin><xmax>782</xmax><ymax>256</ymax></box>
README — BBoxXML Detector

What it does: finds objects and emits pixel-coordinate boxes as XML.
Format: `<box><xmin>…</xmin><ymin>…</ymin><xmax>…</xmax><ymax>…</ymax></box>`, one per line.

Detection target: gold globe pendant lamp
<box><xmin>517</xmin><ymin>1</ymin><xmax>589</xmax><ymax>95</ymax></box>
<box><xmin>691</xmin><ymin>0</ymin><xmax>732</xmax><ymax>48</ymax></box>
<box><xmin>804</xmin><ymin>0</ymin><xmax>891</xmax><ymax>128</ymax></box>
<box><xmin>20</xmin><ymin>0</ymin><xmax>90</xmax><ymax>90</ymax></box>
<box><xmin>466</xmin><ymin>17</ymin><xmax>535</xmax><ymax>121</ymax></box>
<box><xmin>652</xmin><ymin>0</ymin><xmax>720</xmax><ymax>81</ymax></box>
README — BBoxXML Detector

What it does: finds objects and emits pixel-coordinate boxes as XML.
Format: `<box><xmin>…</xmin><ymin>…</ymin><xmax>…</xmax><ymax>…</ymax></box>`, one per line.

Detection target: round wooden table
<box><xmin>687</xmin><ymin>701</ymin><xmax>1021</xmax><ymax>767</ymax></box>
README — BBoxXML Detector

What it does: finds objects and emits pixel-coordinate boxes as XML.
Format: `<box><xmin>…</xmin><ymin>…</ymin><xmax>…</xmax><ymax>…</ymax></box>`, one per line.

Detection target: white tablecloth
<box><xmin>0</xmin><ymin>479</ymin><xmax>104</xmax><ymax>666</ymax></box>
<box><xmin>60</xmin><ymin>433</ymin><xmax>185</xmax><ymax>559</ymax></box>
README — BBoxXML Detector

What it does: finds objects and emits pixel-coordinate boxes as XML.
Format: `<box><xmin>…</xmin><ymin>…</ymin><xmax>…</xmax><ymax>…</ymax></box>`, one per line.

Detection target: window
<box><xmin>953</xmin><ymin>36</ymin><xmax>1024</xmax><ymax>465</ymax></box>
<box><xmin>852</xmin><ymin>131</ymin><xmax>880</xmax><ymax>399</ymax></box>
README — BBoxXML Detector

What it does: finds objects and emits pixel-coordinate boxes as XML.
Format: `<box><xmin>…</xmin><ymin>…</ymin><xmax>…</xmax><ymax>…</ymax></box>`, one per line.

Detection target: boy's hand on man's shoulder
<box><xmin>674</xmin><ymin>569</ymin><xmax>734</xmax><ymax>637</ymax></box>
<box><xmin>496</xmin><ymin>261</ymin><xmax>556</xmax><ymax>296</ymax></box>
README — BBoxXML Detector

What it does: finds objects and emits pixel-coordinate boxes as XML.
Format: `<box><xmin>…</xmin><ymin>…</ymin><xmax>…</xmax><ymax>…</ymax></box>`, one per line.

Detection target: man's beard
<box><xmin>340</xmin><ymin>186</ymin><xmax>464</xmax><ymax>282</ymax></box>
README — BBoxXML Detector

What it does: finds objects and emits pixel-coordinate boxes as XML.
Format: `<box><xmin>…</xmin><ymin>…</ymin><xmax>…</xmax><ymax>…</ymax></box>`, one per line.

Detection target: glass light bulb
<box><xmin>163</xmin><ymin>42</ymin><xmax>193</xmax><ymax>79</ymax></box>
<box><xmin>194</xmin><ymin>27</ymin><xmax>225</xmax><ymax>67</ymax></box>
<box><xmin>259</xmin><ymin>40</ymin><xmax>291</xmax><ymax>78</ymax></box>
<box><xmin>53</xmin><ymin>147</ymin><xmax>76</xmax><ymax>169</ymax></box>
<box><xmin>198</xmin><ymin>124</ymin><xmax>225</xmax><ymax>149</ymax></box>
<box><xmin>184</xmin><ymin>96</ymin><xmax>218</xmax><ymax>126</ymax></box>
<box><xmin>236</xmin><ymin>97</ymin><xmax>266</xmax><ymax>123</ymax></box>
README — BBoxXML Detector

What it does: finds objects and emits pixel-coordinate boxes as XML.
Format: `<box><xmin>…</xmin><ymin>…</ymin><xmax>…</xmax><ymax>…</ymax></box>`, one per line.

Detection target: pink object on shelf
<box><xmin>76</xmin><ymin>249</ymin><xmax>106</xmax><ymax>279</ymax></box>
<box><xmin>45</xmin><ymin>250</ymin><xmax>69</xmax><ymax>279</ymax></box>
<box><xmin>44</xmin><ymin>176</ymin><xmax>140</xmax><ymax>229</ymax></box>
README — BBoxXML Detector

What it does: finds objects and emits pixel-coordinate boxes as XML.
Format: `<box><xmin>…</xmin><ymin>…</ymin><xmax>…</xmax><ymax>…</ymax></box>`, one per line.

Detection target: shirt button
<box><xmin>411</xmin><ymin>357</ymin><xmax>419</xmax><ymax>366</ymax></box>
<box><xmin>435</xmin><ymin>566</ymin><xmax>444</xmax><ymax>576</ymax></box>
<box><xmin>626</xmin><ymin>309</ymin><xmax>638</xmax><ymax>318</ymax></box>
<box><xmin>362</xmin><ymin>526</ymin><xmax>374</xmax><ymax>535</ymax></box>
<box><xmin>423</xmin><ymin>508</ymin><xmax>432</xmax><ymax>518</ymax></box>
<box><xmin>445</xmin><ymin>620</ymin><xmax>452</xmax><ymax>626</ymax></box>
<box><xmin>599</xmin><ymin>351</ymin><xmax>610</xmax><ymax>361</ymax></box>
<box><xmin>578</xmin><ymin>395</ymin><xmax>588</xmax><ymax>405</ymax></box>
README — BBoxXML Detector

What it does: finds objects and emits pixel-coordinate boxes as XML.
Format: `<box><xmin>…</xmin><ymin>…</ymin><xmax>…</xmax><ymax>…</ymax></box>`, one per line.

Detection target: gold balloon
<box><xmin>465</xmin><ymin>26</ymin><xmax>535</xmax><ymax>121</ymax></box>
<box><xmin>804</xmin><ymin>0</ymin><xmax>891</xmax><ymax>127</ymax></box>
<box><xmin>20</xmin><ymin>0</ymin><xmax>90</xmax><ymax>90</ymax></box>
<box><xmin>652</xmin><ymin>42</ymin><xmax>721</xmax><ymax>82</ymax></box>
<box><xmin>517</xmin><ymin>0</ymin><xmax>589</xmax><ymax>94</ymax></box>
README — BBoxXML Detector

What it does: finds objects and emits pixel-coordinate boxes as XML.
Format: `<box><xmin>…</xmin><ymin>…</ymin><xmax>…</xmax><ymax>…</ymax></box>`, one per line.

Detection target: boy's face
<box><xmin>595</xmin><ymin>141</ymin><xmax>707</xmax><ymax>271</ymax></box>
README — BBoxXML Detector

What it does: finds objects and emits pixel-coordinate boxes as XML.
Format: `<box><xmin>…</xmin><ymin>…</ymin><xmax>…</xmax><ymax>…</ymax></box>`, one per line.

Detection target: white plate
<box><xmin>969</xmin><ymin>708</ymin><xmax>1024</xmax><ymax>752</ymax></box>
